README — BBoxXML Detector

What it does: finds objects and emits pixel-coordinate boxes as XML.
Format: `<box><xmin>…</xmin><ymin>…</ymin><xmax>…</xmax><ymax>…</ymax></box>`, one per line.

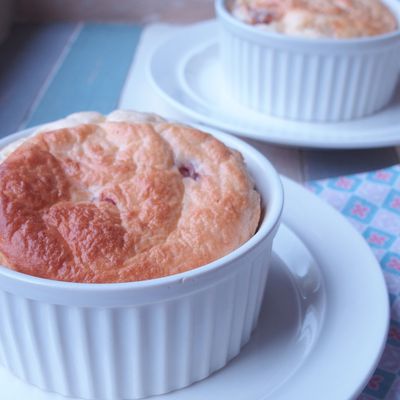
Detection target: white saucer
<box><xmin>0</xmin><ymin>170</ymin><xmax>388</xmax><ymax>399</ymax></box>
<box><xmin>149</xmin><ymin>20</ymin><xmax>400</xmax><ymax>149</ymax></box>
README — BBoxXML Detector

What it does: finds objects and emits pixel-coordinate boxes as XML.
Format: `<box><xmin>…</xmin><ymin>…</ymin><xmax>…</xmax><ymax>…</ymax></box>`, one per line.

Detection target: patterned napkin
<box><xmin>307</xmin><ymin>165</ymin><xmax>400</xmax><ymax>400</ymax></box>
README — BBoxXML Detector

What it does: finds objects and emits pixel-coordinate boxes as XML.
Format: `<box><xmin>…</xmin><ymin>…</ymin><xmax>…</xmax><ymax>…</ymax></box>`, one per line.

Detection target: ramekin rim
<box><xmin>215</xmin><ymin>0</ymin><xmax>400</xmax><ymax>46</ymax></box>
<box><xmin>0</xmin><ymin>124</ymin><xmax>284</xmax><ymax>293</ymax></box>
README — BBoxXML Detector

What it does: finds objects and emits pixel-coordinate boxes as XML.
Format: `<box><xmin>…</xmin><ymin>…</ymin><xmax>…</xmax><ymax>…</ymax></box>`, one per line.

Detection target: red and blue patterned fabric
<box><xmin>308</xmin><ymin>165</ymin><xmax>400</xmax><ymax>399</ymax></box>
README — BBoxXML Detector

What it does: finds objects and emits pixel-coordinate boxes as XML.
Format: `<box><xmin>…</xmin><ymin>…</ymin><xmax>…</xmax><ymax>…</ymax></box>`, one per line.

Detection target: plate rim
<box><xmin>276</xmin><ymin>176</ymin><xmax>389</xmax><ymax>400</ymax></box>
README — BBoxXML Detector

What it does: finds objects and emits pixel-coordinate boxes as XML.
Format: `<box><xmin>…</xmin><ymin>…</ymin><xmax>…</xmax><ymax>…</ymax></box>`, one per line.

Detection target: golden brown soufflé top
<box><xmin>0</xmin><ymin>111</ymin><xmax>260</xmax><ymax>283</ymax></box>
<box><xmin>232</xmin><ymin>0</ymin><xmax>397</xmax><ymax>38</ymax></box>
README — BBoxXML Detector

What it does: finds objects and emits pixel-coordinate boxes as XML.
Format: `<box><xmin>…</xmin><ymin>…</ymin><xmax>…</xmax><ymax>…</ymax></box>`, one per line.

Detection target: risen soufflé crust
<box><xmin>232</xmin><ymin>0</ymin><xmax>397</xmax><ymax>38</ymax></box>
<box><xmin>0</xmin><ymin>111</ymin><xmax>260</xmax><ymax>283</ymax></box>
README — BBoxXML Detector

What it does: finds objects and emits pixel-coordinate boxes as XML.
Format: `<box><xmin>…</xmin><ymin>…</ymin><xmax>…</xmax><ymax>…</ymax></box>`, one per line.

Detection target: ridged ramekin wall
<box><xmin>0</xmin><ymin>127</ymin><xmax>283</xmax><ymax>400</ymax></box>
<box><xmin>216</xmin><ymin>0</ymin><xmax>400</xmax><ymax>122</ymax></box>
<box><xmin>0</xmin><ymin>247</ymin><xmax>271</xmax><ymax>399</ymax></box>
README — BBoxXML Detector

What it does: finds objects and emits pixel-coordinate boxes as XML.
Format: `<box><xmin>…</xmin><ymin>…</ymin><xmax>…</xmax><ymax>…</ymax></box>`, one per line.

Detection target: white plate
<box><xmin>149</xmin><ymin>20</ymin><xmax>400</xmax><ymax>149</ymax></box>
<box><xmin>0</xmin><ymin>148</ymin><xmax>388</xmax><ymax>400</ymax></box>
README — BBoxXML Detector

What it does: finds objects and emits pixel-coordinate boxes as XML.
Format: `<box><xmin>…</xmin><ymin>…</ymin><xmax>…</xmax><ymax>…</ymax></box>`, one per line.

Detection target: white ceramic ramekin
<box><xmin>216</xmin><ymin>0</ymin><xmax>400</xmax><ymax>122</ymax></box>
<box><xmin>0</xmin><ymin>125</ymin><xmax>283</xmax><ymax>400</ymax></box>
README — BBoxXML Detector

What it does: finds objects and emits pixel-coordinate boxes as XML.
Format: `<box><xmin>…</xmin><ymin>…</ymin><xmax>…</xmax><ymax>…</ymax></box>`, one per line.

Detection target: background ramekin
<box><xmin>216</xmin><ymin>0</ymin><xmax>400</xmax><ymax>122</ymax></box>
<box><xmin>0</xmin><ymin>125</ymin><xmax>283</xmax><ymax>400</ymax></box>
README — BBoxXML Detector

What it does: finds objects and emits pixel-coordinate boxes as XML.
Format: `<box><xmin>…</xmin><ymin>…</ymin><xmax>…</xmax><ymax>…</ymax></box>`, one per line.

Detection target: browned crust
<box><xmin>0</xmin><ymin>114</ymin><xmax>260</xmax><ymax>283</ymax></box>
<box><xmin>233</xmin><ymin>0</ymin><xmax>398</xmax><ymax>38</ymax></box>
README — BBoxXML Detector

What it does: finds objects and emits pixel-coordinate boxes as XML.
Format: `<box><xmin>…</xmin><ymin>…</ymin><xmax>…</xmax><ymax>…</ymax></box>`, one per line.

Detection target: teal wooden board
<box><xmin>25</xmin><ymin>23</ymin><xmax>142</xmax><ymax>127</ymax></box>
<box><xmin>0</xmin><ymin>23</ymin><xmax>77</xmax><ymax>137</ymax></box>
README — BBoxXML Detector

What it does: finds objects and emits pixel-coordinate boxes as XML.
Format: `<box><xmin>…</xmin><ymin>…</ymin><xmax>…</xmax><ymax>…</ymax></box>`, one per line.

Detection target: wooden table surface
<box><xmin>0</xmin><ymin>21</ymin><xmax>399</xmax><ymax>183</ymax></box>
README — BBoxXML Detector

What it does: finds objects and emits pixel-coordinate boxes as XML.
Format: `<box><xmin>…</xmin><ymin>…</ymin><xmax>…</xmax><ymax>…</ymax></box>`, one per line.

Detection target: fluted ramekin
<box><xmin>216</xmin><ymin>0</ymin><xmax>400</xmax><ymax>122</ymax></box>
<box><xmin>0</xmin><ymin>125</ymin><xmax>283</xmax><ymax>400</ymax></box>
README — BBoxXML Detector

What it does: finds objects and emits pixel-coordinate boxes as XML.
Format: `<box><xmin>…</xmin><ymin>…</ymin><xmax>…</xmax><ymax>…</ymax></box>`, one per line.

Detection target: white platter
<box><xmin>149</xmin><ymin>20</ymin><xmax>400</xmax><ymax>149</ymax></box>
<box><xmin>0</xmin><ymin>126</ymin><xmax>388</xmax><ymax>399</ymax></box>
